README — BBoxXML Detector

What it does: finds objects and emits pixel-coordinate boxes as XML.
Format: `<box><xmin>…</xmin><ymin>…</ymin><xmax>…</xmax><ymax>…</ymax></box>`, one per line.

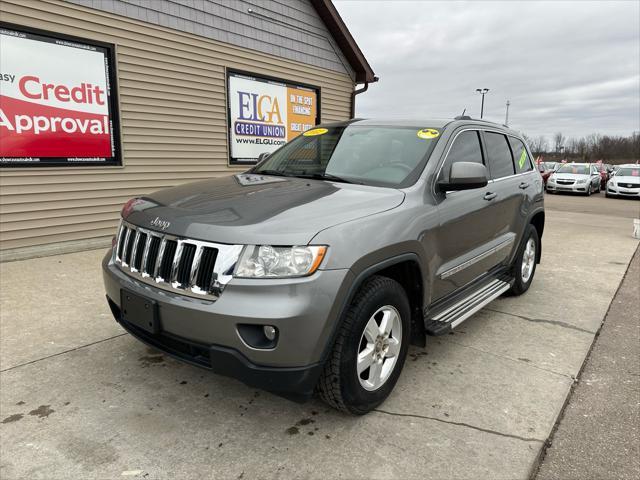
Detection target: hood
<box><xmin>124</xmin><ymin>174</ymin><xmax>405</xmax><ymax>245</ymax></box>
<box><xmin>611</xmin><ymin>175</ymin><xmax>640</xmax><ymax>184</ymax></box>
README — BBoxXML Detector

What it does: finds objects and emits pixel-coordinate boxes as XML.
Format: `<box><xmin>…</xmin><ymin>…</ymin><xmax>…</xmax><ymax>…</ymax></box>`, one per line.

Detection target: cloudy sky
<box><xmin>334</xmin><ymin>0</ymin><xmax>640</xmax><ymax>141</ymax></box>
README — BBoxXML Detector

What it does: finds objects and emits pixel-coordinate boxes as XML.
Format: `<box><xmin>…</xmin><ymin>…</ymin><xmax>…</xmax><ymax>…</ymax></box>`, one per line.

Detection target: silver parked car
<box><xmin>606</xmin><ymin>164</ymin><xmax>640</xmax><ymax>198</ymax></box>
<box><xmin>546</xmin><ymin>163</ymin><xmax>601</xmax><ymax>195</ymax></box>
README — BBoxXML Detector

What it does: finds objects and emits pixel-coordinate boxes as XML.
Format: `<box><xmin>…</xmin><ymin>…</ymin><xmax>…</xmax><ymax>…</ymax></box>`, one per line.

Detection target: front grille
<box><xmin>557</xmin><ymin>179</ymin><xmax>575</xmax><ymax>185</ymax></box>
<box><xmin>623</xmin><ymin>183</ymin><xmax>640</xmax><ymax>189</ymax></box>
<box><xmin>114</xmin><ymin>221</ymin><xmax>243</xmax><ymax>299</ymax></box>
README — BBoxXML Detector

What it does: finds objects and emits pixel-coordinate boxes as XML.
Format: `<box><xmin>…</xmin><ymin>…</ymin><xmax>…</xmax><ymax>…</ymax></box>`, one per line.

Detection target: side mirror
<box><xmin>439</xmin><ymin>162</ymin><xmax>489</xmax><ymax>191</ymax></box>
<box><xmin>257</xmin><ymin>152</ymin><xmax>270</xmax><ymax>164</ymax></box>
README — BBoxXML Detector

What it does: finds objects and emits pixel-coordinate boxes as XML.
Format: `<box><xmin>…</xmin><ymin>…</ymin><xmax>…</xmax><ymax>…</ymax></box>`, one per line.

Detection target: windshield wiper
<box><xmin>253</xmin><ymin>170</ymin><xmax>361</xmax><ymax>184</ymax></box>
<box><xmin>253</xmin><ymin>169</ymin><xmax>293</xmax><ymax>177</ymax></box>
<box><xmin>296</xmin><ymin>172</ymin><xmax>361</xmax><ymax>184</ymax></box>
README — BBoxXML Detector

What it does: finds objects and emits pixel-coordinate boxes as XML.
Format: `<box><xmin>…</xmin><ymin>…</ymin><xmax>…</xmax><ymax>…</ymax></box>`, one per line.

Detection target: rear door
<box><xmin>482</xmin><ymin>131</ymin><xmax>529</xmax><ymax>267</ymax></box>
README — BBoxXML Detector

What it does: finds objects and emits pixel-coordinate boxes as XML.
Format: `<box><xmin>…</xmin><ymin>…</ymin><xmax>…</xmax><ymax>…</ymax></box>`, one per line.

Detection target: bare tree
<box><xmin>523</xmin><ymin>134</ymin><xmax>548</xmax><ymax>155</ymax></box>
<box><xmin>553</xmin><ymin>132</ymin><xmax>566</xmax><ymax>154</ymax></box>
<box><xmin>520</xmin><ymin>132</ymin><xmax>637</xmax><ymax>163</ymax></box>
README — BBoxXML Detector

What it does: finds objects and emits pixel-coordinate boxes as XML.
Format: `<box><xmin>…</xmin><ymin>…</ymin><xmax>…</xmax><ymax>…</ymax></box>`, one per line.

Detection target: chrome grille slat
<box><xmin>122</xmin><ymin>228</ymin><xmax>133</xmax><ymax>266</ymax></box>
<box><xmin>115</xmin><ymin>224</ymin><xmax>127</xmax><ymax>261</ymax></box>
<box><xmin>155</xmin><ymin>237</ymin><xmax>167</xmax><ymax>279</ymax></box>
<box><xmin>140</xmin><ymin>234</ymin><xmax>153</xmax><ymax>276</ymax></box>
<box><xmin>188</xmin><ymin>245</ymin><xmax>203</xmax><ymax>288</ymax></box>
<box><xmin>144</xmin><ymin>236</ymin><xmax>161</xmax><ymax>277</ymax></box>
<box><xmin>170</xmin><ymin>240</ymin><xmax>184</xmax><ymax>286</ymax></box>
<box><xmin>130</xmin><ymin>230</ymin><xmax>142</xmax><ymax>271</ymax></box>
<box><xmin>113</xmin><ymin>220</ymin><xmax>242</xmax><ymax>300</ymax></box>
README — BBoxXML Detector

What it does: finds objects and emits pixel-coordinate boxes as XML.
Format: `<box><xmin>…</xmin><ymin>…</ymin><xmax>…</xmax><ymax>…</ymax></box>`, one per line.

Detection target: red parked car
<box><xmin>537</xmin><ymin>162</ymin><xmax>557</xmax><ymax>185</ymax></box>
<box><xmin>594</xmin><ymin>163</ymin><xmax>610</xmax><ymax>189</ymax></box>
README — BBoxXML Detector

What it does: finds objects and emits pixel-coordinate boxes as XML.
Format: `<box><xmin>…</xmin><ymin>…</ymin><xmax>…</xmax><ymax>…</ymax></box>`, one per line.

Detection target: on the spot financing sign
<box><xmin>0</xmin><ymin>25</ymin><xmax>120</xmax><ymax>167</ymax></box>
<box><xmin>228</xmin><ymin>71</ymin><xmax>319</xmax><ymax>164</ymax></box>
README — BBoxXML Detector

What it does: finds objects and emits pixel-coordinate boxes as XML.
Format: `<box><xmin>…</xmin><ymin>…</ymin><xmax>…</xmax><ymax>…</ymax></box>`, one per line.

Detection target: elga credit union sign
<box><xmin>227</xmin><ymin>71</ymin><xmax>319</xmax><ymax>164</ymax></box>
<box><xmin>0</xmin><ymin>25</ymin><xmax>121</xmax><ymax>167</ymax></box>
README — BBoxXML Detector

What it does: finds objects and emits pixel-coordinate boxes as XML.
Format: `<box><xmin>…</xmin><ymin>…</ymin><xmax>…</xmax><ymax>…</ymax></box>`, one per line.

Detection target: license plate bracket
<box><xmin>121</xmin><ymin>289</ymin><xmax>159</xmax><ymax>334</ymax></box>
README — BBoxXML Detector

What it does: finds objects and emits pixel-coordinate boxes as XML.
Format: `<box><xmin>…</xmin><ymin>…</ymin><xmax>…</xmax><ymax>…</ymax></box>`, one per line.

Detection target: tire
<box><xmin>586</xmin><ymin>184</ymin><xmax>592</xmax><ymax>196</ymax></box>
<box><xmin>318</xmin><ymin>275</ymin><xmax>411</xmax><ymax>414</ymax></box>
<box><xmin>507</xmin><ymin>224</ymin><xmax>539</xmax><ymax>296</ymax></box>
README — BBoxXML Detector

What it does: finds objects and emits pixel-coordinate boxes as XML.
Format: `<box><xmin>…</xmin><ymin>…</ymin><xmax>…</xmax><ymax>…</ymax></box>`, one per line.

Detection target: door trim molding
<box><xmin>439</xmin><ymin>236</ymin><xmax>515</xmax><ymax>279</ymax></box>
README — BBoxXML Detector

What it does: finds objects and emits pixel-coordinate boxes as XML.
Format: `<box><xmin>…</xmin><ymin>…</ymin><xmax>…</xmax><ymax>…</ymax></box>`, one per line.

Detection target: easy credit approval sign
<box><xmin>227</xmin><ymin>71</ymin><xmax>319</xmax><ymax>164</ymax></box>
<box><xmin>0</xmin><ymin>25</ymin><xmax>121</xmax><ymax>167</ymax></box>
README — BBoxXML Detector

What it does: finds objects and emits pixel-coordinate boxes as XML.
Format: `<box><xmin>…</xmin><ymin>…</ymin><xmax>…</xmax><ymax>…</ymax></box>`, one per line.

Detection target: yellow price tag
<box><xmin>303</xmin><ymin>128</ymin><xmax>328</xmax><ymax>137</ymax></box>
<box><xmin>417</xmin><ymin>128</ymin><xmax>439</xmax><ymax>139</ymax></box>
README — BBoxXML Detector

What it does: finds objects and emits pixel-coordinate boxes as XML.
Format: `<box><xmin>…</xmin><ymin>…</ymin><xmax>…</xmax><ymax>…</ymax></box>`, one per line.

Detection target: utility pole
<box><xmin>475</xmin><ymin>88</ymin><xmax>489</xmax><ymax>118</ymax></box>
<box><xmin>505</xmin><ymin>100</ymin><xmax>510</xmax><ymax>126</ymax></box>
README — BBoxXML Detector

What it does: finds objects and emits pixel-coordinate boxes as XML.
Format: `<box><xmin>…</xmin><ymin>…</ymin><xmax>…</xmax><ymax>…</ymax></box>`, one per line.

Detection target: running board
<box><xmin>424</xmin><ymin>278</ymin><xmax>511</xmax><ymax>336</ymax></box>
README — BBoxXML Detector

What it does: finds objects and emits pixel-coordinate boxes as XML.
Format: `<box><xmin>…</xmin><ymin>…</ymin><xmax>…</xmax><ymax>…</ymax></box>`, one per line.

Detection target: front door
<box><xmin>431</xmin><ymin>129</ymin><xmax>499</xmax><ymax>300</ymax></box>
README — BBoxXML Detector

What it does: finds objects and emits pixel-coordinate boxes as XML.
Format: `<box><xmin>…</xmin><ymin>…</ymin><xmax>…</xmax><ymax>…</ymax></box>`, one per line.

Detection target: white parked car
<box><xmin>546</xmin><ymin>163</ymin><xmax>601</xmax><ymax>196</ymax></box>
<box><xmin>606</xmin><ymin>165</ymin><xmax>640</xmax><ymax>199</ymax></box>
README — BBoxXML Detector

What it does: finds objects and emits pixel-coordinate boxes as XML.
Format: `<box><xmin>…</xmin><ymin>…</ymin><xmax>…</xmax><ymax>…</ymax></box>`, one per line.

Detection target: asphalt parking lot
<box><xmin>1</xmin><ymin>191</ymin><xmax>638</xmax><ymax>480</ymax></box>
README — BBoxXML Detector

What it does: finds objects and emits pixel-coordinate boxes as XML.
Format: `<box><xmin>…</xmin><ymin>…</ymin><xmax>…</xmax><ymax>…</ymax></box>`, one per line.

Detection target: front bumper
<box><xmin>606</xmin><ymin>185</ymin><xmax>640</xmax><ymax>198</ymax></box>
<box><xmin>103</xmin><ymin>250</ymin><xmax>353</xmax><ymax>397</ymax></box>
<box><xmin>546</xmin><ymin>182</ymin><xmax>589</xmax><ymax>193</ymax></box>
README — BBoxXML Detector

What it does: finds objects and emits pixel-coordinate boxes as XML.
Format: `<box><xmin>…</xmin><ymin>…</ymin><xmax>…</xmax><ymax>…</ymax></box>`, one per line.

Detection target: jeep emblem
<box><xmin>150</xmin><ymin>217</ymin><xmax>171</xmax><ymax>231</ymax></box>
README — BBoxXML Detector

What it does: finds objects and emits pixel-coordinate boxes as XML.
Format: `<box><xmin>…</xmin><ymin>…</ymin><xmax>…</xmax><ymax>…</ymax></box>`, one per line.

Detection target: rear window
<box><xmin>508</xmin><ymin>137</ymin><xmax>533</xmax><ymax>173</ymax></box>
<box><xmin>484</xmin><ymin>132</ymin><xmax>515</xmax><ymax>179</ymax></box>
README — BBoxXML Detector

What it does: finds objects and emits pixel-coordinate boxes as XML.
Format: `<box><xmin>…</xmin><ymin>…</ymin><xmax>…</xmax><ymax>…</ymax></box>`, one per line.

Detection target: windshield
<box><xmin>539</xmin><ymin>162</ymin><xmax>555</xmax><ymax>171</ymax></box>
<box><xmin>556</xmin><ymin>164</ymin><xmax>590</xmax><ymax>175</ymax></box>
<box><xmin>251</xmin><ymin>125</ymin><xmax>440</xmax><ymax>187</ymax></box>
<box><xmin>616</xmin><ymin>167</ymin><xmax>640</xmax><ymax>177</ymax></box>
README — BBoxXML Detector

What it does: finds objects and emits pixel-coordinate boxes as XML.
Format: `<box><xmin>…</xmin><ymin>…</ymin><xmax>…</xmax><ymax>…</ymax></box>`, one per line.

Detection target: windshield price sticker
<box><xmin>303</xmin><ymin>128</ymin><xmax>328</xmax><ymax>137</ymax></box>
<box><xmin>519</xmin><ymin>150</ymin><xmax>527</xmax><ymax>169</ymax></box>
<box><xmin>417</xmin><ymin>128</ymin><xmax>439</xmax><ymax>139</ymax></box>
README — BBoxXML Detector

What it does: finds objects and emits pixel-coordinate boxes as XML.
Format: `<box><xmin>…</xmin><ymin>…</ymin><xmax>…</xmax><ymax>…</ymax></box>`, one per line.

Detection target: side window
<box><xmin>440</xmin><ymin>130</ymin><xmax>484</xmax><ymax>182</ymax></box>
<box><xmin>508</xmin><ymin>137</ymin><xmax>533</xmax><ymax>173</ymax></box>
<box><xmin>484</xmin><ymin>132</ymin><xmax>515</xmax><ymax>179</ymax></box>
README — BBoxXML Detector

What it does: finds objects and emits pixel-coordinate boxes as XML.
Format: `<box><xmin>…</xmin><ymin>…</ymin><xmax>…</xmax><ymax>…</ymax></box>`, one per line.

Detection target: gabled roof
<box><xmin>310</xmin><ymin>0</ymin><xmax>378</xmax><ymax>84</ymax></box>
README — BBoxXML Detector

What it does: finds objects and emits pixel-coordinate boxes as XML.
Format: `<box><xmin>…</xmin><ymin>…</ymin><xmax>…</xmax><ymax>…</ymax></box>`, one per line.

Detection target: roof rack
<box><xmin>453</xmin><ymin>116</ymin><xmax>509</xmax><ymax>128</ymax></box>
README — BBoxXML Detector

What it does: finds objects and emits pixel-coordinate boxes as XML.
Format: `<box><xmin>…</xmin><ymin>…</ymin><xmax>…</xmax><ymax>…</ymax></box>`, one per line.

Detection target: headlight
<box><xmin>548</xmin><ymin>175</ymin><xmax>556</xmax><ymax>183</ymax></box>
<box><xmin>234</xmin><ymin>245</ymin><xmax>327</xmax><ymax>278</ymax></box>
<box><xmin>576</xmin><ymin>179</ymin><xmax>587</xmax><ymax>184</ymax></box>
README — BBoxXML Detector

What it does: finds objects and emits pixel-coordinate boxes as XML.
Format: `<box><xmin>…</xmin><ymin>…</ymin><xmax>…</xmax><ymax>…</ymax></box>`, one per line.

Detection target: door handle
<box><xmin>519</xmin><ymin>182</ymin><xmax>530</xmax><ymax>189</ymax></box>
<box><xmin>484</xmin><ymin>192</ymin><xmax>497</xmax><ymax>201</ymax></box>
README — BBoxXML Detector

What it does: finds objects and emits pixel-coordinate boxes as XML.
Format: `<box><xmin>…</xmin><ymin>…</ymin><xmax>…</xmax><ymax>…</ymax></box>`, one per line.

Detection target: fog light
<box><xmin>263</xmin><ymin>325</ymin><xmax>277</xmax><ymax>341</ymax></box>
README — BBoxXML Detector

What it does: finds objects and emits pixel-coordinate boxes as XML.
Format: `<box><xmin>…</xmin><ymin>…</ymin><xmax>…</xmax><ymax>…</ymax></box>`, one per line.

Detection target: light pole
<box><xmin>476</xmin><ymin>88</ymin><xmax>489</xmax><ymax>118</ymax></box>
<box><xmin>505</xmin><ymin>100</ymin><xmax>510</xmax><ymax>126</ymax></box>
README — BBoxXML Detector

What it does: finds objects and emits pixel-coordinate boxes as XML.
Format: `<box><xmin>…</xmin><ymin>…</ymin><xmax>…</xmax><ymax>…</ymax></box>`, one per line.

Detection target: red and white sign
<box><xmin>0</xmin><ymin>26</ymin><xmax>120</xmax><ymax>166</ymax></box>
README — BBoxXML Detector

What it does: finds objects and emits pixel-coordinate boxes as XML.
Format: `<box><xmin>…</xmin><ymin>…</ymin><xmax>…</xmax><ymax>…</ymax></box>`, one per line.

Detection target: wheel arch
<box><xmin>321</xmin><ymin>253</ymin><xmax>427</xmax><ymax>366</ymax></box>
<box><xmin>529</xmin><ymin>210</ymin><xmax>545</xmax><ymax>263</ymax></box>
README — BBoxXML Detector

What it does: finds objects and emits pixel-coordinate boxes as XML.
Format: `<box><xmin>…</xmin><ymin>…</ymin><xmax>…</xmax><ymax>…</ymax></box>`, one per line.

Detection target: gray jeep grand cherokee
<box><xmin>103</xmin><ymin>118</ymin><xmax>544</xmax><ymax>414</ymax></box>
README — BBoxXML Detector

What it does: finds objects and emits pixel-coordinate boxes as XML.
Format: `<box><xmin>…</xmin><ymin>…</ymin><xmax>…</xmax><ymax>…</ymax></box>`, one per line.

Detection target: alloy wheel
<box><xmin>521</xmin><ymin>237</ymin><xmax>536</xmax><ymax>283</ymax></box>
<box><xmin>357</xmin><ymin>305</ymin><xmax>402</xmax><ymax>391</ymax></box>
